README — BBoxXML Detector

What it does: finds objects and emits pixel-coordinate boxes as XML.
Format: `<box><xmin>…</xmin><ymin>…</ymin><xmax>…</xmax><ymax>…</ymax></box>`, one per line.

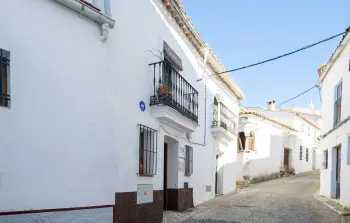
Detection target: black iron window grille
<box><xmin>149</xmin><ymin>60</ymin><xmax>198</xmax><ymax>123</ymax></box>
<box><xmin>323</xmin><ymin>150</ymin><xmax>328</xmax><ymax>169</ymax></box>
<box><xmin>185</xmin><ymin>145</ymin><xmax>193</xmax><ymax>176</ymax></box>
<box><xmin>334</xmin><ymin>81</ymin><xmax>342</xmax><ymax>126</ymax></box>
<box><xmin>0</xmin><ymin>48</ymin><xmax>10</xmax><ymax>108</ymax></box>
<box><xmin>300</xmin><ymin>146</ymin><xmax>303</xmax><ymax>160</ymax></box>
<box><xmin>212</xmin><ymin>99</ymin><xmax>237</xmax><ymax>134</ymax></box>
<box><xmin>138</xmin><ymin>124</ymin><xmax>158</xmax><ymax>176</ymax></box>
<box><xmin>306</xmin><ymin>148</ymin><xmax>309</xmax><ymax>162</ymax></box>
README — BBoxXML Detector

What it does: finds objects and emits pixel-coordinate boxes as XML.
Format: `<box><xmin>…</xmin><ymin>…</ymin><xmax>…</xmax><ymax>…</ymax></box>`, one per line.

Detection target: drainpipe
<box><xmin>188</xmin><ymin>45</ymin><xmax>209</xmax><ymax>146</ymax></box>
<box><xmin>54</xmin><ymin>0</ymin><xmax>115</xmax><ymax>42</ymax></box>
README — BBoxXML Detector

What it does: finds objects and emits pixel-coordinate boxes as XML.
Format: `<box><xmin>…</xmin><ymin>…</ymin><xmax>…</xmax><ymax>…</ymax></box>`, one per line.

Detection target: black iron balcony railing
<box><xmin>212</xmin><ymin>102</ymin><xmax>237</xmax><ymax>134</ymax></box>
<box><xmin>0</xmin><ymin>94</ymin><xmax>10</xmax><ymax>107</ymax></box>
<box><xmin>149</xmin><ymin>61</ymin><xmax>198</xmax><ymax>123</ymax></box>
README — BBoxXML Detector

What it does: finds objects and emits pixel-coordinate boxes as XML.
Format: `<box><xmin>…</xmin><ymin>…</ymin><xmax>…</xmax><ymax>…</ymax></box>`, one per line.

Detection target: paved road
<box><xmin>163</xmin><ymin>171</ymin><xmax>350</xmax><ymax>223</ymax></box>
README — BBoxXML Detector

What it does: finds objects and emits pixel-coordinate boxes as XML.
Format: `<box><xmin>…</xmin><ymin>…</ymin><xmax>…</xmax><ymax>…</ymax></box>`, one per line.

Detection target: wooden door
<box><xmin>336</xmin><ymin>146</ymin><xmax>341</xmax><ymax>198</ymax></box>
<box><xmin>215</xmin><ymin>155</ymin><xmax>218</xmax><ymax>194</ymax></box>
<box><xmin>284</xmin><ymin>149</ymin><xmax>289</xmax><ymax>170</ymax></box>
<box><xmin>163</xmin><ymin>143</ymin><xmax>168</xmax><ymax>210</ymax></box>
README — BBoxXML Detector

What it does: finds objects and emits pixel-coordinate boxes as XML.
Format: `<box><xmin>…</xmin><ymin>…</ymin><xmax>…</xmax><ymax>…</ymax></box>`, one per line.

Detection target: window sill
<box><xmin>138</xmin><ymin>174</ymin><xmax>154</xmax><ymax>177</ymax></box>
<box><xmin>185</xmin><ymin>174</ymin><xmax>192</xmax><ymax>177</ymax></box>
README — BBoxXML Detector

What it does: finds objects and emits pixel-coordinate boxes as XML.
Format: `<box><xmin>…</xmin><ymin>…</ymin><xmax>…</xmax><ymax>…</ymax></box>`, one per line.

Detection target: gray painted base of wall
<box><xmin>250</xmin><ymin>172</ymin><xmax>280</xmax><ymax>184</ymax></box>
<box><xmin>0</xmin><ymin>208</ymin><xmax>113</xmax><ymax>223</ymax></box>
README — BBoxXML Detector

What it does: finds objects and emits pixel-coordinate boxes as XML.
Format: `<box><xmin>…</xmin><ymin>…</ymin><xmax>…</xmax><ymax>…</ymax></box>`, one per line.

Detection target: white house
<box><xmin>237</xmin><ymin>101</ymin><xmax>322</xmax><ymax>183</ymax></box>
<box><xmin>236</xmin><ymin>109</ymin><xmax>299</xmax><ymax>183</ymax></box>
<box><xmin>317</xmin><ymin>27</ymin><xmax>350</xmax><ymax>207</ymax></box>
<box><xmin>0</xmin><ymin>0</ymin><xmax>244</xmax><ymax>222</ymax></box>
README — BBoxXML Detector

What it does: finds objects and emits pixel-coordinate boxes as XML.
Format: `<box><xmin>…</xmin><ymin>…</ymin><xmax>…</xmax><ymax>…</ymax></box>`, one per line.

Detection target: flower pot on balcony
<box><xmin>159</xmin><ymin>85</ymin><xmax>169</xmax><ymax>95</ymax></box>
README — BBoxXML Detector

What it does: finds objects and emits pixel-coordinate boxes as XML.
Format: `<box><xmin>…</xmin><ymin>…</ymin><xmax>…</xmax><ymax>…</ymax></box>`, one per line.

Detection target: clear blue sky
<box><xmin>181</xmin><ymin>0</ymin><xmax>350</xmax><ymax>109</ymax></box>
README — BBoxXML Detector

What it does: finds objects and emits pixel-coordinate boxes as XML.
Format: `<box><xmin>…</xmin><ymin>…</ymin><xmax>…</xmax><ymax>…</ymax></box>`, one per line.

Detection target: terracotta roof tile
<box><xmin>162</xmin><ymin>0</ymin><xmax>244</xmax><ymax>100</ymax></box>
<box><xmin>240</xmin><ymin>110</ymin><xmax>298</xmax><ymax>132</ymax></box>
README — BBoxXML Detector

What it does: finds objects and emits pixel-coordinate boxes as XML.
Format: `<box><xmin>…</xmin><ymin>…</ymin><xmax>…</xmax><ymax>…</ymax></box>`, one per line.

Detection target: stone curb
<box><xmin>313</xmin><ymin>190</ymin><xmax>350</xmax><ymax>216</ymax></box>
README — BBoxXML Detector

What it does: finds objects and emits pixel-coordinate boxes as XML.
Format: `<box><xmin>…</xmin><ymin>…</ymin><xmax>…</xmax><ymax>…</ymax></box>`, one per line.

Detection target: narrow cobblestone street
<box><xmin>163</xmin><ymin>171</ymin><xmax>350</xmax><ymax>223</ymax></box>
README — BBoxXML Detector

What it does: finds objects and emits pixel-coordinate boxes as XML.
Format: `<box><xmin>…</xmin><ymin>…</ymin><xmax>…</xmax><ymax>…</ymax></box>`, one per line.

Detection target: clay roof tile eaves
<box><xmin>162</xmin><ymin>0</ymin><xmax>244</xmax><ymax>100</ymax></box>
<box><xmin>317</xmin><ymin>27</ymin><xmax>350</xmax><ymax>85</ymax></box>
<box><xmin>240</xmin><ymin>111</ymin><xmax>298</xmax><ymax>132</ymax></box>
<box><xmin>247</xmin><ymin>108</ymin><xmax>321</xmax><ymax>130</ymax></box>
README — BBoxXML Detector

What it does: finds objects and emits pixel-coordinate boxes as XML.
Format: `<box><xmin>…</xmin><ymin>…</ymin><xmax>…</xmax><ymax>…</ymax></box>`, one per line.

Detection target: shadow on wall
<box><xmin>215</xmin><ymin>160</ymin><xmax>237</xmax><ymax>195</ymax></box>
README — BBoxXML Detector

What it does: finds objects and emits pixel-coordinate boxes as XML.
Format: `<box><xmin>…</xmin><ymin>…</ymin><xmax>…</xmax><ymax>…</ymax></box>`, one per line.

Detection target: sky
<box><xmin>180</xmin><ymin>0</ymin><xmax>350</xmax><ymax>109</ymax></box>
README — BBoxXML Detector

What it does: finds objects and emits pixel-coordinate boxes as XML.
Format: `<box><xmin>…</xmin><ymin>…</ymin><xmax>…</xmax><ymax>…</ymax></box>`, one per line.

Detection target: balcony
<box><xmin>211</xmin><ymin>102</ymin><xmax>237</xmax><ymax>142</ymax></box>
<box><xmin>149</xmin><ymin>61</ymin><xmax>199</xmax><ymax>133</ymax></box>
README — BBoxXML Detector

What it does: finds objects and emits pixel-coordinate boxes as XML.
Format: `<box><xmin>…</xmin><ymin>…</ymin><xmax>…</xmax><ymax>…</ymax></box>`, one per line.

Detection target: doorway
<box><xmin>312</xmin><ymin>150</ymin><xmax>316</xmax><ymax>170</ymax></box>
<box><xmin>163</xmin><ymin>143</ymin><xmax>168</xmax><ymax>210</ymax></box>
<box><xmin>336</xmin><ymin>146</ymin><xmax>341</xmax><ymax>199</ymax></box>
<box><xmin>215</xmin><ymin>155</ymin><xmax>218</xmax><ymax>194</ymax></box>
<box><xmin>284</xmin><ymin>148</ymin><xmax>290</xmax><ymax>171</ymax></box>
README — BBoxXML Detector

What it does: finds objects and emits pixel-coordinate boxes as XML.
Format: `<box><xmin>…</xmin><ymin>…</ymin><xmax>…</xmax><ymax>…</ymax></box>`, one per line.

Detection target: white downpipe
<box><xmin>54</xmin><ymin>0</ymin><xmax>115</xmax><ymax>28</ymax></box>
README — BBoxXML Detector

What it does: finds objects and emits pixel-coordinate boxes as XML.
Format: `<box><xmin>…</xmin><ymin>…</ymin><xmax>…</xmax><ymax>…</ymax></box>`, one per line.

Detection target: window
<box><xmin>0</xmin><ymin>48</ymin><xmax>10</xmax><ymax>108</ymax></box>
<box><xmin>300</xmin><ymin>146</ymin><xmax>303</xmax><ymax>160</ymax></box>
<box><xmin>185</xmin><ymin>145</ymin><xmax>193</xmax><ymax>176</ymax></box>
<box><xmin>308</xmin><ymin>127</ymin><xmax>311</xmax><ymax>136</ymax></box>
<box><xmin>238</xmin><ymin>132</ymin><xmax>246</xmax><ymax>151</ymax></box>
<box><xmin>323</xmin><ymin>150</ymin><xmax>328</xmax><ymax>169</ymax></box>
<box><xmin>334</xmin><ymin>81</ymin><xmax>342</xmax><ymax>126</ymax></box>
<box><xmin>138</xmin><ymin>125</ymin><xmax>157</xmax><ymax>176</ymax></box>
<box><xmin>306</xmin><ymin>148</ymin><xmax>309</xmax><ymax>162</ymax></box>
<box><xmin>347</xmin><ymin>137</ymin><xmax>350</xmax><ymax>165</ymax></box>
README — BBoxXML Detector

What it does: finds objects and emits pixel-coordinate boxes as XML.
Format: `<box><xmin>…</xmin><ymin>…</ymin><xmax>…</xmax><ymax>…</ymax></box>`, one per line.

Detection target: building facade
<box><xmin>318</xmin><ymin>28</ymin><xmax>350</xmax><ymax>207</ymax></box>
<box><xmin>237</xmin><ymin>101</ymin><xmax>322</xmax><ymax>184</ymax></box>
<box><xmin>237</xmin><ymin>110</ymin><xmax>298</xmax><ymax>183</ymax></box>
<box><xmin>0</xmin><ymin>0</ymin><xmax>244</xmax><ymax>222</ymax></box>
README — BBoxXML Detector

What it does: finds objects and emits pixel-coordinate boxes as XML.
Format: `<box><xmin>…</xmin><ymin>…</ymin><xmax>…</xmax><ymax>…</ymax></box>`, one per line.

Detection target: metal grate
<box><xmin>212</xmin><ymin>102</ymin><xmax>237</xmax><ymax>134</ymax></box>
<box><xmin>138</xmin><ymin>124</ymin><xmax>158</xmax><ymax>176</ymax></box>
<box><xmin>306</xmin><ymin>148</ymin><xmax>309</xmax><ymax>162</ymax></box>
<box><xmin>0</xmin><ymin>48</ymin><xmax>10</xmax><ymax>107</ymax></box>
<box><xmin>300</xmin><ymin>146</ymin><xmax>303</xmax><ymax>160</ymax></box>
<box><xmin>149</xmin><ymin>61</ymin><xmax>198</xmax><ymax>123</ymax></box>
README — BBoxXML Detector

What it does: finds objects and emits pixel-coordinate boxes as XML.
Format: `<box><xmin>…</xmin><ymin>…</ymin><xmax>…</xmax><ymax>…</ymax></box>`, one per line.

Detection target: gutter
<box><xmin>54</xmin><ymin>0</ymin><xmax>115</xmax><ymax>41</ymax></box>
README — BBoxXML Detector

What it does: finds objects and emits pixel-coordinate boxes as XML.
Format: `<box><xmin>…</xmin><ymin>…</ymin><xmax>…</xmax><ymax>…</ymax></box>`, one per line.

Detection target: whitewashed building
<box><xmin>0</xmin><ymin>0</ymin><xmax>244</xmax><ymax>222</ymax></box>
<box><xmin>317</xmin><ymin>27</ymin><xmax>350</xmax><ymax>206</ymax></box>
<box><xmin>237</xmin><ymin>101</ymin><xmax>322</xmax><ymax>183</ymax></box>
<box><xmin>236</xmin><ymin>109</ymin><xmax>298</xmax><ymax>183</ymax></box>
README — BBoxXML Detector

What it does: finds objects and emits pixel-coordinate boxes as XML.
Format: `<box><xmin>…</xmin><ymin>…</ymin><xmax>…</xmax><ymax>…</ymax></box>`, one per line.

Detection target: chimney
<box><xmin>267</xmin><ymin>100</ymin><xmax>276</xmax><ymax>110</ymax></box>
<box><xmin>318</xmin><ymin>63</ymin><xmax>327</xmax><ymax>77</ymax></box>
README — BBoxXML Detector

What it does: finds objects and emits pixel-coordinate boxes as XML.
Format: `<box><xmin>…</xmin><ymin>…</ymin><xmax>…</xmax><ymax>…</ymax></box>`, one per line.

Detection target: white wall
<box><xmin>0</xmin><ymin>0</ymin><xmax>241</xmax><ymax>211</ymax></box>
<box><xmin>260</xmin><ymin>110</ymin><xmax>321</xmax><ymax>174</ymax></box>
<box><xmin>236</xmin><ymin>115</ymin><xmax>285</xmax><ymax>181</ymax></box>
<box><xmin>319</xmin><ymin>36</ymin><xmax>350</xmax><ymax>206</ymax></box>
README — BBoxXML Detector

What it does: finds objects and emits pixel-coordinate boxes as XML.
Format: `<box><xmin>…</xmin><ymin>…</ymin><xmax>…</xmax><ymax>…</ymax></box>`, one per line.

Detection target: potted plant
<box><xmin>159</xmin><ymin>84</ymin><xmax>169</xmax><ymax>95</ymax></box>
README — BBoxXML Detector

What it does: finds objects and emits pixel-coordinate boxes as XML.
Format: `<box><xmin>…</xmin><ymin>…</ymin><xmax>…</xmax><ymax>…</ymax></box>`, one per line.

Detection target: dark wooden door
<box><xmin>284</xmin><ymin>149</ymin><xmax>289</xmax><ymax>169</ymax></box>
<box><xmin>163</xmin><ymin>143</ymin><xmax>168</xmax><ymax>210</ymax></box>
<box><xmin>215</xmin><ymin>155</ymin><xmax>218</xmax><ymax>194</ymax></box>
<box><xmin>336</xmin><ymin>146</ymin><xmax>341</xmax><ymax>198</ymax></box>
